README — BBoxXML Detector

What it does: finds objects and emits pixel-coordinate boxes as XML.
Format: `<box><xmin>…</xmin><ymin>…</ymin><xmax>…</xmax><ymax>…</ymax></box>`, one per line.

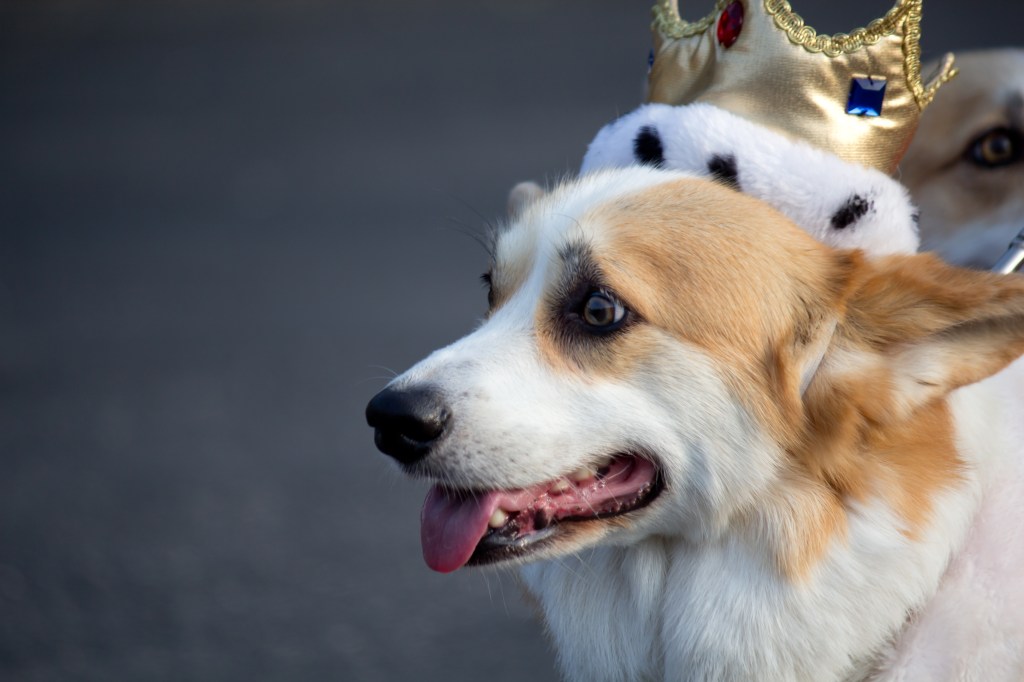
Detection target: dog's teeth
<box><xmin>570</xmin><ymin>467</ymin><xmax>595</xmax><ymax>482</ymax></box>
<box><xmin>488</xmin><ymin>508</ymin><xmax>509</xmax><ymax>529</ymax></box>
<box><xmin>551</xmin><ymin>479</ymin><xmax>571</xmax><ymax>493</ymax></box>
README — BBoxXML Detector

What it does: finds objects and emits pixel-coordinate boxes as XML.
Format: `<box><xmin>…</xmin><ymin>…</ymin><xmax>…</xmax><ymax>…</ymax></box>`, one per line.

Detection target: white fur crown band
<box><xmin>582</xmin><ymin>102</ymin><xmax>920</xmax><ymax>258</ymax></box>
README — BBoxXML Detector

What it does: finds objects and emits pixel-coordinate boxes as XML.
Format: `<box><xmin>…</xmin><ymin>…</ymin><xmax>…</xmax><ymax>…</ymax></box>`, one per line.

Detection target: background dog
<box><xmin>901</xmin><ymin>48</ymin><xmax>1024</xmax><ymax>268</ymax></box>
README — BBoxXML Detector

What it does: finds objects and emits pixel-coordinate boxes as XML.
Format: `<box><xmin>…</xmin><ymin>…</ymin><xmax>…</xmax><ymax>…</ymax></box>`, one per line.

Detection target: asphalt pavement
<box><xmin>1</xmin><ymin>1</ymin><xmax>1019</xmax><ymax>680</ymax></box>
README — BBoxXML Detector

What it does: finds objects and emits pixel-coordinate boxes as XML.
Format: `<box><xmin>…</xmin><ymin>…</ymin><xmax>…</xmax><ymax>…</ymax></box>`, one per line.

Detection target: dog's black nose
<box><xmin>366</xmin><ymin>386</ymin><xmax>450</xmax><ymax>464</ymax></box>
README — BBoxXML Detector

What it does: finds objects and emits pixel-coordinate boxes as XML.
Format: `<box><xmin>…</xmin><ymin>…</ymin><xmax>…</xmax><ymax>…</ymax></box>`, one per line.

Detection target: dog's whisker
<box><xmin>598</xmin><ymin>466</ymin><xmax>630</xmax><ymax>484</ymax></box>
<box><xmin>555</xmin><ymin>212</ymin><xmax>584</xmax><ymax>238</ymax></box>
<box><xmin>367</xmin><ymin>364</ymin><xmax>399</xmax><ymax>378</ymax></box>
<box><xmin>550</xmin><ymin>554</ymin><xmax>587</xmax><ymax>582</ymax></box>
<box><xmin>444</xmin><ymin>194</ymin><xmax>501</xmax><ymax>259</ymax></box>
<box><xmin>438</xmin><ymin>470</ymin><xmax>459</xmax><ymax>495</ymax></box>
<box><xmin>496</xmin><ymin>573</ymin><xmax>512</xmax><ymax>617</ymax></box>
<box><xmin>440</xmin><ymin>219</ymin><xmax>495</xmax><ymax>259</ymax></box>
<box><xmin>480</xmin><ymin>570</ymin><xmax>495</xmax><ymax>607</ymax></box>
<box><xmin>568</xmin><ymin>551</ymin><xmax>599</xmax><ymax>584</ymax></box>
<box><xmin>352</xmin><ymin>375</ymin><xmax>401</xmax><ymax>388</ymax></box>
<box><xmin>578</xmin><ymin>495</ymin><xmax>602</xmax><ymax>519</ymax></box>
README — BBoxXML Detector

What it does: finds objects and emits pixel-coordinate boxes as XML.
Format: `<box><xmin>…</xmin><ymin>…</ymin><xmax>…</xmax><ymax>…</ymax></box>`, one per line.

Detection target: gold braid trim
<box><xmin>903</xmin><ymin>15</ymin><xmax>958</xmax><ymax>108</ymax></box>
<box><xmin>764</xmin><ymin>0</ymin><xmax>946</xmax><ymax>110</ymax></box>
<box><xmin>920</xmin><ymin>54</ymin><xmax>959</xmax><ymax>109</ymax></box>
<box><xmin>764</xmin><ymin>0</ymin><xmax>914</xmax><ymax>58</ymax></box>
<box><xmin>899</xmin><ymin>0</ymin><xmax>927</xmax><ymax>108</ymax></box>
<box><xmin>653</xmin><ymin>0</ymin><xmax>730</xmax><ymax>39</ymax></box>
<box><xmin>652</xmin><ymin>0</ymin><xmax>955</xmax><ymax>110</ymax></box>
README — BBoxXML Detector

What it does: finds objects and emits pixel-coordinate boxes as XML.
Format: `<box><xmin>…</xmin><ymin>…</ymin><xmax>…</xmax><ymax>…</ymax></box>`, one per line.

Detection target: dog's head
<box><xmin>902</xmin><ymin>48</ymin><xmax>1024</xmax><ymax>268</ymax></box>
<box><xmin>368</xmin><ymin>167</ymin><xmax>1024</xmax><ymax>575</ymax></box>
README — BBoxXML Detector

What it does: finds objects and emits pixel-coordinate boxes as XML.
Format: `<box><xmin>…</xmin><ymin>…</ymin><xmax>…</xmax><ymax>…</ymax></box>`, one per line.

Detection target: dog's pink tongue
<box><xmin>421</xmin><ymin>486</ymin><xmax>500</xmax><ymax>573</ymax></box>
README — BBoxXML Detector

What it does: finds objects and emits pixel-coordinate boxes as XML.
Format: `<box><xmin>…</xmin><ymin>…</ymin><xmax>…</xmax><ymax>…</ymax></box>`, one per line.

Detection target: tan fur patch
<box><xmin>789</xmin><ymin>253</ymin><xmax>1024</xmax><ymax>568</ymax></box>
<box><xmin>516</xmin><ymin>177</ymin><xmax>1024</xmax><ymax>579</ymax></box>
<box><xmin>798</xmin><ymin>368</ymin><xmax>963</xmax><ymax>542</ymax></box>
<box><xmin>569</xmin><ymin>180</ymin><xmax>864</xmax><ymax>576</ymax></box>
<box><xmin>747</xmin><ymin>467</ymin><xmax>848</xmax><ymax>580</ymax></box>
<box><xmin>586</xmin><ymin>180</ymin><xmax>853</xmax><ymax>449</ymax></box>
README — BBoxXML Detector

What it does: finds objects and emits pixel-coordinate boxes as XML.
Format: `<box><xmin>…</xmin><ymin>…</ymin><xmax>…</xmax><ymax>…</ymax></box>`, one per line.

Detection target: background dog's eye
<box><xmin>968</xmin><ymin>127</ymin><xmax>1021</xmax><ymax>168</ymax></box>
<box><xmin>582</xmin><ymin>292</ymin><xmax>625</xmax><ymax>328</ymax></box>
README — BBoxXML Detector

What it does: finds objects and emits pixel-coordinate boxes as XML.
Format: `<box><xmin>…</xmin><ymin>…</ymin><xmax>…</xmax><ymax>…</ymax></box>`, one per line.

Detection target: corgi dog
<box><xmin>901</xmin><ymin>48</ymin><xmax>1024</xmax><ymax>269</ymax></box>
<box><xmin>367</xmin><ymin>167</ymin><xmax>1024</xmax><ymax>681</ymax></box>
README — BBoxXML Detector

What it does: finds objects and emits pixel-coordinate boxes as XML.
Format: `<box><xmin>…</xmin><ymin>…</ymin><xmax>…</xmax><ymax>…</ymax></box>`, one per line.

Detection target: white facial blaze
<box><xmin>385</xmin><ymin>168</ymin><xmax>785</xmax><ymax>544</ymax></box>
<box><xmin>390</xmin><ymin>272</ymin><xmax>637</xmax><ymax>491</ymax></box>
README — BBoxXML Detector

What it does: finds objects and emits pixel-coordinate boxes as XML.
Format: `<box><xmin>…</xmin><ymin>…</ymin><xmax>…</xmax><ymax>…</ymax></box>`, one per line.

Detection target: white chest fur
<box><xmin>520</xmin><ymin>363</ymin><xmax>1024</xmax><ymax>682</ymax></box>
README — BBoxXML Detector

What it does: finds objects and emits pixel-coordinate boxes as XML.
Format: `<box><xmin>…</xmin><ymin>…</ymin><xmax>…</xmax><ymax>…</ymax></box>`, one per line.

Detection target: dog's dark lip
<box><xmin>465</xmin><ymin>461</ymin><xmax>665</xmax><ymax>568</ymax></box>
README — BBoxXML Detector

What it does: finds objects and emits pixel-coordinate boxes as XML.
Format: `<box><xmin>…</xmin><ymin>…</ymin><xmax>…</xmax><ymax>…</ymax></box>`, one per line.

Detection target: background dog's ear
<box><xmin>838</xmin><ymin>253</ymin><xmax>1024</xmax><ymax>420</ymax></box>
<box><xmin>507</xmin><ymin>181</ymin><xmax>545</xmax><ymax>218</ymax></box>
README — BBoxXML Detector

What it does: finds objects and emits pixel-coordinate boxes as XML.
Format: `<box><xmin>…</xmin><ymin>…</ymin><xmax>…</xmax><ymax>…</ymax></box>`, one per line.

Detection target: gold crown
<box><xmin>648</xmin><ymin>0</ymin><xmax>957</xmax><ymax>173</ymax></box>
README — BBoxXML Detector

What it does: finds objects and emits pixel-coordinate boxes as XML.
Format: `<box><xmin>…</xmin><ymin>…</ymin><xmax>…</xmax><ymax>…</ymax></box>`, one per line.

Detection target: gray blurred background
<box><xmin>1</xmin><ymin>1</ymin><xmax>1020</xmax><ymax>680</ymax></box>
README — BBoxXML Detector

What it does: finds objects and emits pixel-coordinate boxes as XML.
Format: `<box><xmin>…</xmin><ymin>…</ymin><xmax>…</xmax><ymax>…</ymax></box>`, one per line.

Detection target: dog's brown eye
<box><xmin>582</xmin><ymin>292</ymin><xmax>625</xmax><ymax>328</ymax></box>
<box><xmin>969</xmin><ymin>128</ymin><xmax>1020</xmax><ymax>168</ymax></box>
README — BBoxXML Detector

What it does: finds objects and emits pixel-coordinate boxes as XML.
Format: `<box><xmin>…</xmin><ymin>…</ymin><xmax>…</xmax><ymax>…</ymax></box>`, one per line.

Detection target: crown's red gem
<box><xmin>717</xmin><ymin>1</ymin><xmax>744</xmax><ymax>48</ymax></box>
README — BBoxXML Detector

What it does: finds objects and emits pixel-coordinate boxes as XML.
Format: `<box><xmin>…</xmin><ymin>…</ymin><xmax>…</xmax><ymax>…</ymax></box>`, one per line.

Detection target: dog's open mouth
<box><xmin>420</xmin><ymin>454</ymin><xmax>663</xmax><ymax>572</ymax></box>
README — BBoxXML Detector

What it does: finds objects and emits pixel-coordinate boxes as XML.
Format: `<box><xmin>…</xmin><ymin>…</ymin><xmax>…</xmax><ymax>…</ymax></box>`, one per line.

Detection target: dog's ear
<box><xmin>829</xmin><ymin>253</ymin><xmax>1024</xmax><ymax>421</ymax></box>
<box><xmin>507</xmin><ymin>181</ymin><xmax>545</xmax><ymax>218</ymax></box>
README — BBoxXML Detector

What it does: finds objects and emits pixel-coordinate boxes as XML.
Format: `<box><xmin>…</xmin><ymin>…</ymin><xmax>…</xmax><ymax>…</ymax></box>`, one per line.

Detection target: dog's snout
<box><xmin>365</xmin><ymin>386</ymin><xmax>450</xmax><ymax>464</ymax></box>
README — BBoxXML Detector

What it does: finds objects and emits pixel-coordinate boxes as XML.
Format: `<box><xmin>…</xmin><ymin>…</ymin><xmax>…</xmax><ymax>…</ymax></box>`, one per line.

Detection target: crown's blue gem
<box><xmin>846</xmin><ymin>77</ymin><xmax>887</xmax><ymax>117</ymax></box>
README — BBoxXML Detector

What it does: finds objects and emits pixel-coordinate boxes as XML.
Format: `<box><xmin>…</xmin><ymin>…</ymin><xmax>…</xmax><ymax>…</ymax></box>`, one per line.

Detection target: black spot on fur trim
<box><xmin>831</xmin><ymin>195</ymin><xmax>872</xmax><ymax>230</ymax></box>
<box><xmin>911</xmin><ymin>211</ymin><xmax>920</xmax><ymax>225</ymax></box>
<box><xmin>633</xmin><ymin>126</ymin><xmax>665</xmax><ymax>167</ymax></box>
<box><xmin>707</xmin><ymin>154</ymin><xmax>739</xmax><ymax>189</ymax></box>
